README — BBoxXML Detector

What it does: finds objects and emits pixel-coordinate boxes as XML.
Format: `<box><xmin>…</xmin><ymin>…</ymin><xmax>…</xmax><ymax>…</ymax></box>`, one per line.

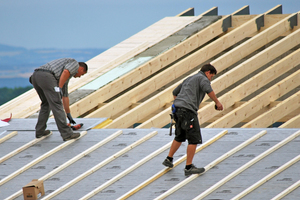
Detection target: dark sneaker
<box><xmin>184</xmin><ymin>164</ymin><xmax>205</xmax><ymax>176</ymax></box>
<box><xmin>63</xmin><ymin>132</ymin><xmax>81</xmax><ymax>141</ymax></box>
<box><xmin>36</xmin><ymin>130</ymin><xmax>52</xmax><ymax>138</ymax></box>
<box><xmin>162</xmin><ymin>158</ymin><xmax>174</xmax><ymax>168</ymax></box>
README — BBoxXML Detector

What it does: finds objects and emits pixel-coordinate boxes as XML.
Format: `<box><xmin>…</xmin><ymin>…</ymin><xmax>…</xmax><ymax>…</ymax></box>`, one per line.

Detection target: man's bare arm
<box><xmin>207</xmin><ymin>91</ymin><xmax>223</xmax><ymax>110</ymax></box>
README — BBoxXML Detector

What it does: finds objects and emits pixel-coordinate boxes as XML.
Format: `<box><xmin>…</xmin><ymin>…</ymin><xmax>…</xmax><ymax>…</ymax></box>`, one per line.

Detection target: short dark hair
<box><xmin>200</xmin><ymin>63</ymin><xmax>217</xmax><ymax>74</ymax></box>
<box><xmin>79</xmin><ymin>62</ymin><xmax>88</xmax><ymax>72</ymax></box>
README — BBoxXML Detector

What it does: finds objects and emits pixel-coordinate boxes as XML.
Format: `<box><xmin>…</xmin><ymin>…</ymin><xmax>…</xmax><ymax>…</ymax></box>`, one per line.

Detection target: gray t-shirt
<box><xmin>38</xmin><ymin>58</ymin><xmax>79</xmax><ymax>96</ymax></box>
<box><xmin>173</xmin><ymin>71</ymin><xmax>213</xmax><ymax>114</ymax></box>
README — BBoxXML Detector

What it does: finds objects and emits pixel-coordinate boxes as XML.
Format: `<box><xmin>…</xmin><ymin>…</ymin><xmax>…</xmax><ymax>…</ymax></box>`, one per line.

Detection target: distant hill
<box><xmin>0</xmin><ymin>44</ymin><xmax>106</xmax><ymax>88</ymax></box>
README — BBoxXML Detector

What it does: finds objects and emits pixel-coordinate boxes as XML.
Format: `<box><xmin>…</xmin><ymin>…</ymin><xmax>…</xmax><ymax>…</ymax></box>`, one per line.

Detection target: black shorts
<box><xmin>174</xmin><ymin>107</ymin><xmax>202</xmax><ymax>144</ymax></box>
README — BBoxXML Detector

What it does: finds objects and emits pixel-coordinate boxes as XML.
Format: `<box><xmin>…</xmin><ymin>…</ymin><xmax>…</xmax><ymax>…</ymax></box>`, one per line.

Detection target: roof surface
<box><xmin>0</xmin><ymin>119</ymin><xmax>300</xmax><ymax>199</ymax></box>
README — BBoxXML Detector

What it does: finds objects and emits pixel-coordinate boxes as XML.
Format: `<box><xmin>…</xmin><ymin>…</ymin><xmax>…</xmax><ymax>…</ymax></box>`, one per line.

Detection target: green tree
<box><xmin>0</xmin><ymin>86</ymin><xmax>33</xmax><ymax>106</ymax></box>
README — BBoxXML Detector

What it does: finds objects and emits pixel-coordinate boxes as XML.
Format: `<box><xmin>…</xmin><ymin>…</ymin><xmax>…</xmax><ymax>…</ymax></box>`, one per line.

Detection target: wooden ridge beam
<box><xmin>206</xmin><ymin>48</ymin><xmax>300</xmax><ymax>128</ymax></box>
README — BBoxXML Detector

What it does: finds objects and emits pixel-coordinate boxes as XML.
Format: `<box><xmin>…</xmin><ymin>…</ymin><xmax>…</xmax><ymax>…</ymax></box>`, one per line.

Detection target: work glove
<box><xmin>67</xmin><ymin>113</ymin><xmax>76</xmax><ymax>124</ymax></box>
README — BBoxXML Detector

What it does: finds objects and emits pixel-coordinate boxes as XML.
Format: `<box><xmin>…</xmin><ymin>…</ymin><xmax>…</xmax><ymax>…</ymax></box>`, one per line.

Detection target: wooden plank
<box><xmin>243</xmin><ymin>91</ymin><xmax>300</xmax><ymax>128</ymax></box>
<box><xmin>154</xmin><ymin>130</ymin><xmax>267</xmax><ymax>199</ymax></box>
<box><xmin>279</xmin><ymin>114</ymin><xmax>300</xmax><ymax>128</ymax></box>
<box><xmin>103</xmin><ymin>86</ymin><xmax>174</xmax><ymax>128</ymax></box>
<box><xmin>0</xmin><ymin>131</ymin><xmax>17</xmax><ymax>144</ymax></box>
<box><xmin>271</xmin><ymin>179</ymin><xmax>300</xmax><ymax>199</ymax></box>
<box><xmin>0</xmin><ymin>131</ymin><xmax>52</xmax><ymax>164</ymax></box>
<box><xmin>4</xmin><ymin>130</ymin><xmax>122</xmax><ymax>200</ymax></box>
<box><xmin>276</xmin><ymin>106</ymin><xmax>300</xmax><ymax>122</ymax></box>
<box><xmin>0</xmin><ymin>89</ymin><xmax>36</xmax><ymax>119</ymax></box>
<box><xmin>207</xmin><ymin>48</ymin><xmax>300</xmax><ymax>128</ymax></box>
<box><xmin>117</xmin><ymin>130</ymin><xmax>228</xmax><ymax>200</ymax></box>
<box><xmin>0</xmin><ymin>131</ymin><xmax>87</xmax><ymax>186</ymax></box>
<box><xmin>41</xmin><ymin>131</ymin><xmax>158</xmax><ymax>200</ymax></box>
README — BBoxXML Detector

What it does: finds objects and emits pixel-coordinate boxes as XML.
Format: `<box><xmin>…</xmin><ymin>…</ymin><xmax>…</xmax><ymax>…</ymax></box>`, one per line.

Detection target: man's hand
<box><xmin>215</xmin><ymin>102</ymin><xmax>223</xmax><ymax>111</ymax></box>
<box><xmin>67</xmin><ymin>113</ymin><xmax>76</xmax><ymax>124</ymax></box>
<box><xmin>207</xmin><ymin>91</ymin><xmax>223</xmax><ymax>111</ymax></box>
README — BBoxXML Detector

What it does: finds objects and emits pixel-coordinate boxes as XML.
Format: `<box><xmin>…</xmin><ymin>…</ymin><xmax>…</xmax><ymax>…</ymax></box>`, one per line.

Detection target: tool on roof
<box><xmin>169</xmin><ymin>104</ymin><xmax>176</xmax><ymax>136</ymax></box>
<box><xmin>68</xmin><ymin>123</ymin><xmax>83</xmax><ymax>130</ymax></box>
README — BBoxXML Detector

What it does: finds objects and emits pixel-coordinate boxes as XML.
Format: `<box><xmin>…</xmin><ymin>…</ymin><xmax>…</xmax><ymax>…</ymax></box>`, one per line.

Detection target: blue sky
<box><xmin>1</xmin><ymin>0</ymin><xmax>299</xmax><ymax>49</ymax></box>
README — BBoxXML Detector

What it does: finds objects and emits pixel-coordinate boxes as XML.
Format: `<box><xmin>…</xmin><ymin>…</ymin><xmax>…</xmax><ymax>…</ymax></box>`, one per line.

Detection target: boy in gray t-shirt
<box><xmin>162</xmin><ymin>64</ymin><xmax>223</xmax><ymax>176</ymax></box>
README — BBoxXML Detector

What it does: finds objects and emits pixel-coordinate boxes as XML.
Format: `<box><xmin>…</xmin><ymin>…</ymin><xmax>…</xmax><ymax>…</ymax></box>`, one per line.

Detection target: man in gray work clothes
<box><xmin>30</xmin><ymin>58</ymin><xmax>88</xmax><ymax>141</ymax></box>
<box><xmin>162</xmin><ymin>64</ymin><xmax>223</xmax><ymax>176</ymax></box>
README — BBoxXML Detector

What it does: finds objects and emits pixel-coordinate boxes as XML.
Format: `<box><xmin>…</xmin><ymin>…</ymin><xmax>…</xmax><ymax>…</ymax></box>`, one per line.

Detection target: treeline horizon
<box><xmin>0</xmin><ymin>86</ymin><xmax>33</xmax><ymax>106</ymax></box>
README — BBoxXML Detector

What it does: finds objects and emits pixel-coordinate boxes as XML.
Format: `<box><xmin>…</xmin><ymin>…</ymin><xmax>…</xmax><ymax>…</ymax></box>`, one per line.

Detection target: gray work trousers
<box><xmin>32</xmin><ymin>70</ymin><xmax>73</xmax><ymax>139</ymax></box>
